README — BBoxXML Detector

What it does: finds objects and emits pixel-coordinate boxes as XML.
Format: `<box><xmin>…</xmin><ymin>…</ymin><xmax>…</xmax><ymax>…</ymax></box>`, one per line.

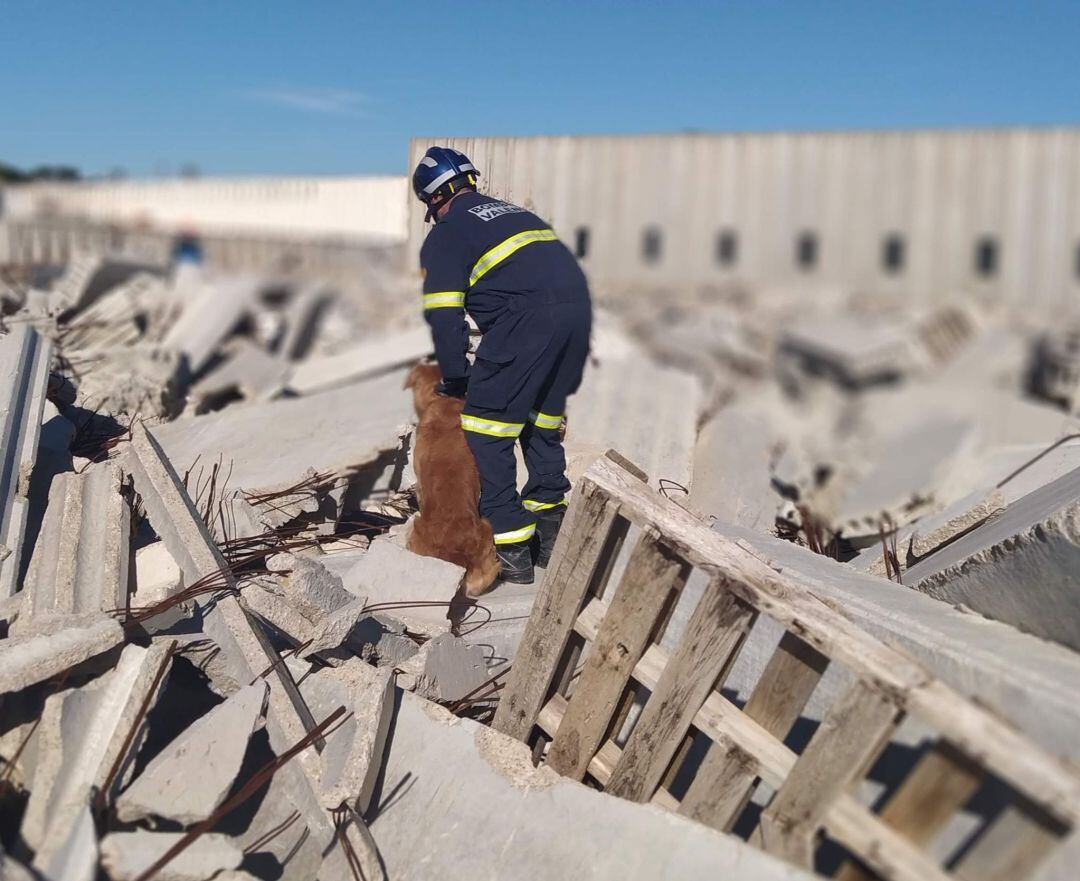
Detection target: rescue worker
<box><xmin>412</xmin><ymin>146</ymin><xmax>592</xmax><ymax>584</ymax></box>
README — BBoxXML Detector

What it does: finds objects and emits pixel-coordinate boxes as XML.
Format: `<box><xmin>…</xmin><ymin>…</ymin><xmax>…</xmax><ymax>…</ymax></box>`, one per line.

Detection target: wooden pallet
<box><xmin>493</xmin><ymin>452</ymin><xmax>1080</xmax><ymax>880</ymax></box>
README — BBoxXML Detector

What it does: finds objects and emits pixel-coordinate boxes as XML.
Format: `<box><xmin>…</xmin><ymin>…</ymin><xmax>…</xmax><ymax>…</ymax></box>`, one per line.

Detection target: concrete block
<box><xmin>266</xmin><ymin>552</ymin><xmax>353</xmax><ymax>619</ymax></box>
<box><xmin>100</xmin><ymin>830</ymin><xmax>243</xmax><ymax>881</ymax></box>
<box><xmin>134</xmin><ymin>540</ymin><xmax>183</xmax><ymax>605</ymax></box>
<box><xmin>286</xmin><ymin>324</ymin><xmax>432</xmax><ymax>394</ymax></box>
<box><xmin>1</xmin><ymin>324</ymin><xmax>52</xmax><ymax>596</ymax></box>
<box><xmin>396</xmin><ymin>633</ymin><xmax>488</xmax><ymax>702</ymax></box>
<box><xmin>116</xmin><ymin>680</ymin><xmax>269</xmax><ymax>825</ymax></box>
<box><xmin>904</xmin><ymin>464</ymin><xmax>1080</xmax><ymax>650</ymax></box>
<box><xmin>25</xmin><ymin>643</ymin><xmax>171</xmax><ymax>868</ymax></box>
<box><xmin>152</xmin><ymin>366</ymin><xmax>414</xmax><ymax>506</ymax></box>
<box><xmin>39</xmin><ymin>399</ymin><xmax>76</xmax><ymax>453</ymax></box>
<box><xmin>342</xmin><ymin>539</ymin><xmax>463</xmax><ymax>637</ymax></box>
<box><xmin>369</xmin><ymin>690</ymin><xmax>817</xmax><ymax>881</ymax></box>
<box><xmin>15</xmin><ymin>462</ymin><xmax>130</xmax><ymax>633</ymax></box>
<box><xmin>0</xmin><ymin>615</ymin><xmax>124</xmax><ymax>696</ymax></box>
<box><xmin>317</xmin><ymin>661</ymin><xmax>395</xmax><ymax>813</ymax></box>
<box><xmin>710</xmin><ymin>520</ymin><xmax>1080</xmax><ymax>760</ymax></box>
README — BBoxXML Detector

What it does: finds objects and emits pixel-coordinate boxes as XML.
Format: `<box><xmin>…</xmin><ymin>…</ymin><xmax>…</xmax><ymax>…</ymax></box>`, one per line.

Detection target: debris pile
<box><xmin>3</xmin><ymin>249</ymin><xmax>1080</xmax><ymax>881</ymax></box>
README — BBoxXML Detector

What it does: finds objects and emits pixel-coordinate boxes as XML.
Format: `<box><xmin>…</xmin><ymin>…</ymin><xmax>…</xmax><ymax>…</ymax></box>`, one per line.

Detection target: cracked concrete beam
<box><xmin>14</xmin><ymin>462</ymin><xmax>130</xmax><ymax>633</ymax></box>
<box><xmin>24</xmin><ymin>643</ymin><xmax>171</xmax><ymax>869</ymax></box>
<box><xmin>1</xmin><ymin>324</ymin><xmax>53</xmax><ymax>597</ymax></box>
<box><xmin>0</xmin><ymin>615</ymin><xmax>124</xmax><ymax>696</ymax></box>
<box><xmin>122</xmin><ymin>421</ymin><xmax>334</xmax><ymax>846</ymax></box>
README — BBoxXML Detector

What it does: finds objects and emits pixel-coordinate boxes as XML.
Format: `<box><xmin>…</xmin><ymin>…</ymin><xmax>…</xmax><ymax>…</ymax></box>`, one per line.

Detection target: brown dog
<box><xmin>404</xmin><ymin>362</ymin><xmax>501</xmax><ymax>596</ymax></box>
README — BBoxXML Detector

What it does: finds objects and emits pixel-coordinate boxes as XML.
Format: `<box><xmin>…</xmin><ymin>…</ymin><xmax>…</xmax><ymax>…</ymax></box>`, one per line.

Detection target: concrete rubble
<box><xmin>2</xmin><ymin>243</ymin><xmax>1080</xmax><ymax>881</ymax></box>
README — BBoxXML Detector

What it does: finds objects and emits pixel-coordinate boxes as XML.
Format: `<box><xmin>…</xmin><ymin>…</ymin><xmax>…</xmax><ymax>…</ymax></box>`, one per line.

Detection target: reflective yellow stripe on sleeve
<box><xmin>528</xmin><ymin>410</ymin><xmax>564</xmax><ymax>430</ymax></box>
<box><xmin>423</xmin><ymin>291</ymin><xmax>466</xmax><ymax>310</ymax></box>
<box><xmin>469</xmin><ymin>229</ymin><xmax>558</xmax><ymax>287</ymax></box>
<box><xmin>523</xmin><ymin>498</ymin><xmax>568</xmax><ymax>512</ymax></box>
<box><xmin>494</xmin><ymin>523</ymin><xmax>537</xmax><ymax>544</ymax></box>
<box><xmin>460</xmin><ymin>414</ymin><xmax>525</xmax><ymax>438</ymax></box>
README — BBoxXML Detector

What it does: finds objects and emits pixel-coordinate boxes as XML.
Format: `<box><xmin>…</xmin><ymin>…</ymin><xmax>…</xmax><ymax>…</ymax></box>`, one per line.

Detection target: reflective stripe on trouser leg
<box><xmin>520</xmin><ymin>419</ymin><xmax>571</xmax><ymax>513</ymax></box>
<box><xmin>528</xmin><ymin>409</ymin><xmax>565</xmax><ymax>430</ymax></box>
<box><xmin>523</xmin><ymin>498</ymin><xmax>568</xmax><ymax>512</ymax></box>
<box><xmin>463</xmin><ymin>422</ymin><xmax>535</xmax><ymax>540</ymax></box>
<box><xmin>493</xmin><ymin>522</ymin><xmax>537</xmax><ymax>544</ymax></box>
<box><xmin>460</xmin><ymin>414</ymin><xmax>525</xmax><ymax>438</ymax></box>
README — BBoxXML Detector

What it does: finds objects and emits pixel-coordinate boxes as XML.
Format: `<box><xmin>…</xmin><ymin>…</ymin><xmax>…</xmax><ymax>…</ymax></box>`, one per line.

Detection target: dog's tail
<box><xmin>464</xmin><ymin>519</ymin><xmax>502</xmax><ymax>597</ymax></box>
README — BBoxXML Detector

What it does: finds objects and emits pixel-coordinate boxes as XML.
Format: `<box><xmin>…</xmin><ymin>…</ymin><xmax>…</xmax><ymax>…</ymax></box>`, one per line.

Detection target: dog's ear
<box><xmin>404</xmin><ymin>365</ymin><xmax>418</xmax><ymax>390</ymax></box>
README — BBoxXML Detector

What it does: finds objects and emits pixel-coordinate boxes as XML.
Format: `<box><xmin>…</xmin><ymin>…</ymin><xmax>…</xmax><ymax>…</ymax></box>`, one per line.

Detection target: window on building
<box><xmin>716</xmin><ymin>229</ymin><xmax>738</xmax><ymax>267</ymax></box>
<box><xmin>882</xmin><ymin>234</ymin><xmax>905</xmax><ymax>274</ymax></box>
<box><xmin>642</xmin><ymin>226</ymin><xmax>663</xmax><ymax>264</ymax></box>
<box><xmin>574</xmin><ymin>226</ymin><xmax>590</xmax><ymax>260</ymax></box>
<box><xmin>796</xmin><ymin>231</ymin><xmax>818</xmax><ymax>270</ymax></box>
<box><xmin>975</xmin><ymin>236</ymin><xmax>999</xmax><ymax>278</ymax></box>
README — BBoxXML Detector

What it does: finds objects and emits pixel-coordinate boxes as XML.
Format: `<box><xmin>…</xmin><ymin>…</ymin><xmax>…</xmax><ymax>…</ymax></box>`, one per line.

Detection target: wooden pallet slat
<box><xmin>679</xmin><ymin>630</ymin><xmax>829</xmax><ymax>831</ymax></box>
<box><xmin>547</xmin><ymin>530</ymin><xmax>685</xmax><ymax>779</ymax></box>
<box><xmin>606</xmin><ymin>574</ymin><xmax>756</xmax><ymax>801</ymax></box>
<box><xmin>760</xmin><ymin>679</ymin><xmax>900</xmax><ymax>866</ymax></box>
<box><xmin>953</xmin><ymin>804</ymin><xmax>1064</xmax><ymax>881</ymax></box>
<box><xmin>492</xmin><ymin>481</ymin><xmax>620</xmax><ymax>741</ymax></box>
<box><xmin>836</xmin><ymin>742</ymin><xmax>982</xmax><ymax>881</ymax></box>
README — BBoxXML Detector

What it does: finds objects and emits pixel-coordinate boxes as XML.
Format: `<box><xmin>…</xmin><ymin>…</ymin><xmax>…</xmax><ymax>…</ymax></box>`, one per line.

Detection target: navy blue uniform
<box><xmin>420</xmin><ymin>191</ymin><xmax>592</xmax><ymax>546</ymax></box>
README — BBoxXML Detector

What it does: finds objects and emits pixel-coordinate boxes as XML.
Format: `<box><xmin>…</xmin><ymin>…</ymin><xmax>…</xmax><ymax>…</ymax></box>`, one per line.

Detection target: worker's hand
<box><xmin>435</xmin><ymin>377</ymin><xmax>468</xmax><ymax>398</ymax></box>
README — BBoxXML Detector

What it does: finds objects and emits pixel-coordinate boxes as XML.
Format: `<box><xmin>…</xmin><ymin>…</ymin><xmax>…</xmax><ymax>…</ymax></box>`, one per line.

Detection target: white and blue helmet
<box><xmin>412</xmin><ymin>146</ymin><xmax>479</xmax><ymax>220</ymax></box>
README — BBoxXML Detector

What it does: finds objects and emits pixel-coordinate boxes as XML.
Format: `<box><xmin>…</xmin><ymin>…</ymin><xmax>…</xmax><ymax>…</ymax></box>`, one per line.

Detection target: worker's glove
<box><xmin>435</xmin><ymin>377</ymin><xmax>468</xmax><ymax>398</ymax></box>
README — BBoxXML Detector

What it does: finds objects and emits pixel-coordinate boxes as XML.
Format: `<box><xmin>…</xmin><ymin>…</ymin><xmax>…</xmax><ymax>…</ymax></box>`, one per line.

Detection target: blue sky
<box><xmin>3</xmin><ymin>1</ymin><xmax>1079</xmax><ymax>177</ymax></box>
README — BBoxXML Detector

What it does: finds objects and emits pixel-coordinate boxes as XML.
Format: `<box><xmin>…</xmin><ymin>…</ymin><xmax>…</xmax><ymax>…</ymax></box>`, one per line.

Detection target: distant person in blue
<box><xmin>412</xmin><ymin>146</ymin><xmax>592</xmax><ymax>584</ymax></box>
<box><xmin>171</xmin><ymin>228</ymin><xmax>204</xmax><ymax>266</ymax></box>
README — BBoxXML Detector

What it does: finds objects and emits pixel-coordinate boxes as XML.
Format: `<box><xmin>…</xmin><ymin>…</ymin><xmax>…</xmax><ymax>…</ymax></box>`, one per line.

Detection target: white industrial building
<box><xmin>409</xmin><ymin>128</ymin><xmax>1080</xmax><ymax>309</ymax></box>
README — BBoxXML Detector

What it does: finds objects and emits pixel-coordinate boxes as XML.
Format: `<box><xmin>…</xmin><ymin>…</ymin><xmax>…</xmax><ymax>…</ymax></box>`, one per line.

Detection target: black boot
<box><xmin>496</xmin><ymin>540</ymin><xmax>534</xmax><ymax>584</ymax></box>
<box><xmin>534</xmin><ymin>507</ymin><xmax>566</xmax><ymax>569</ymax></box>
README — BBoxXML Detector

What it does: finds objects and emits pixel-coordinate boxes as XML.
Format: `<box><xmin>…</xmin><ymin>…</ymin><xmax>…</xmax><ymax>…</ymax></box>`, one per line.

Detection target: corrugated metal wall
<box><xmin>408</xmin><ymin>130</ymin><xmax>1080</xmax><ymax>309</ymax></box>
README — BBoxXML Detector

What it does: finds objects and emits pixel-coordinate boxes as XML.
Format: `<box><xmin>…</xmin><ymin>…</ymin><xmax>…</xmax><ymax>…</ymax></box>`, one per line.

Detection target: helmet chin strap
<box><xmin>423</xmin><ymin>175</ymin><xmax>477</xmax><ymax>223</ymax></box>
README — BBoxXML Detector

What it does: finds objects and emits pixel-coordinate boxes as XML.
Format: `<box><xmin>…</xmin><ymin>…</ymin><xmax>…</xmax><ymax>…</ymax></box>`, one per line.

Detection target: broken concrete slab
<box><xmin>134</xmin><ymin>540</ymin><xmax>183</xmax><ymax>605</ymax></box>
<box><xmin>244</xmin><ymin>574</ymin><xmax>368</xmax><ymax>659</ymax></box>
<box><xmin>100</xmin><ymin>830</ymin><xmax>243</xmax><ymax>881</ymax></box>
<box><xmin>265</xmin><ymin>552</ymin><xmax>353</xmax><ymax>620</ymax></box>
<box><xmin>14</xmin><ymin>462</ymin><xmax>130</xmax><ymax>634</ymax></box>
<box><xmin>565</xmin><ymin>349</ymin><xmax>700</xmax><ymax>491</ymax></box>
<box><xmin>39</xmin><ymin>399</ymin><xmax>76</xmax><ymax>453</ymax></box>
<box><xmin>691</xmin><ymin>389</ymin><xmax>784</xmax><ymax>533</ymax></box>
<box><xmin>396</xmin><ymin>633</ymin><xmax>488</xmax><ymax>702</ymax></box>
<box><xmin>342</xmin><ymin>539</ymin><xmax>462</xmax><ymax>637</ymax></box>
<box><xmin>0</xmin><ymin>615</ymin><xmax>124</xmax><ymax>696</ymax></box>
<box><xmin>835</xmin><ymin>415</ymin><xmax>977</xmax><ymax>543</ymax></box>
<box><xmin>369</xmin><ymin>690</ymin><xmax>818</xmax><ymax>881</ymax></box>
<box><xmin>25</xmin><ymin>643</ymin><xmax>171</xmax><ymax>868</ymax></box>
<box><xmin>1</xmin><ymin>323</ymin><xmax>53</xmax><ymax>597</ymax></box>
<box><xmin>116</xmin><ymin>680</ymin><xmax>269</xmax><ymax>825</ymax></box>
<box><xmin>903</xmin><ymin>463</ymin><xmax>1080</xmax><ymax>651</ymax></box>
<box><xmin>458</xmin><ymin>579</ymin><xmax>539</xmax><ymax>676</ymax></box>
<box><xmin>315</xmin><ymin>660</ymin><xmax>395</xmax><ymax>813</ymax></box>
<box><xmin>709</xmin><ymin>519</ymin><xmax>1080</xmax><ymax>760</ymax></box>
<box><xmin>152</xmin><ymin>366</ymin><xmax>414</xmax><ymax>505</ymax></box>
<box><xmin>286</xmin><ymin>324</ymin><xmax>432</xmax><ymax>394</ymax></box>
<box><xmin>778</xmin><ymin>314</ymin><xmax>919</xmax><ymax>389</ymax></box>
<box><xmin>189</xmin><ymin>338</ymin><xmax>289</xmax><ymax>410</ymax></box>
<box><xmin>122</xmin><ymin>422</ymin><xmax>334</xmax><ymax>844</ymax></box>
<box><xmin>852</xmin><ymin>486</ymin><xmax>1006</xmax><ymax>576</ymax></box>
<box><xmin>160</xmin><ymin>274</ymin><xmax>259</xmax><ymax>378</ymax></box>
